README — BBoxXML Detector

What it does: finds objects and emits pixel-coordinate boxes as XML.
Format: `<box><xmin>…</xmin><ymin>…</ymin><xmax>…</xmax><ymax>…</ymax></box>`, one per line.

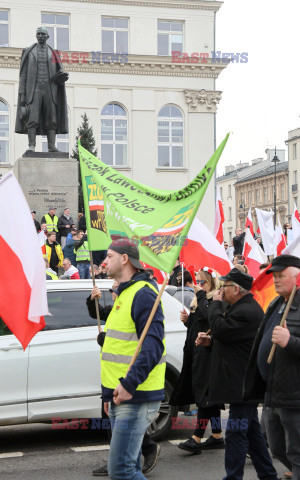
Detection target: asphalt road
<box><xmin>0</xmin><ymin>412</ymin><xmax>284</xmax><ymax>480</ymax></box>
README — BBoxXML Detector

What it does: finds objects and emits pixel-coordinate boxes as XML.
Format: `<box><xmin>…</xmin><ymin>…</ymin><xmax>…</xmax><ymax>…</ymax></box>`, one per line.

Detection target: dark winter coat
<box><xmin>243</xmin><ymin>290</ymin><xmax>300</xmax><ymax>408</ymax></box>
<box><xmin>15</xmin><ymin>44</ymin><xmax>68</xmax><ymax>135</ymax></box>
<box><xmin>169</xmin><ymin>290</ymin><xmax>215</xmax><ymax>407</ymax></box>
<box><xmin>62</xmin><ymin>234</ymin><xmax>77</xmax><ymax>266</ymax></box>
<box><xmin>233</xmin><ymin>232</ymin><xmax>246</xmax><ymax>256</ymax></box>
<box><xmin>78</xmin><ymin>215</ymin><xmax>86</xmax><ymax>231</ymax></box>
<box><xmin>57</xmin><ymin>214</ymin><xmax>75</xmax><ymax>237</ymax></box>
<box><xmin>208</xmin><ymin>293</ymin><xmax>264</xmax><ymax>404</ymax></box>
<box><xmin>169</xmin><ymin>264</ymin><xmax>181</xmax><ymax>286</ymax></box>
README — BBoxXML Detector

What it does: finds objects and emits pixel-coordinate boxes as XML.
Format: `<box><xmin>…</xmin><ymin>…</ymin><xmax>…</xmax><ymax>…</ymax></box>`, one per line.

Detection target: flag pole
<box><xmin>126</xmin><ymin>274</ymin><xmax>169</xmax><ymax>373</ymax></box>
<box><xmin>267</xmin><ymin>284</ymin><xmax>297</xmax><ymax>364</ymax></box>
<box><xmin>89</xmin><ymin>251</ymin><xmax>102</xmax><ymax>333</ymax></box>
<box><xmin>181</xmin><ymin>262</ymin><xmax>184</xmax><ymax>310</ymax></box>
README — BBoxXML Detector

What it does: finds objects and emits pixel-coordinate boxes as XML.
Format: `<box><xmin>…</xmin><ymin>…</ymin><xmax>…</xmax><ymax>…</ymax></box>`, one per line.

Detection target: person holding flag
<box><xmin>99</xmin><ymin>238</ymin><xmax>165</xmax><ymax>480</ymax></box>
<box><xmin>244</xmin><ymin>255</ymin><xmax>300</xmax><ymax>480</ymax></box>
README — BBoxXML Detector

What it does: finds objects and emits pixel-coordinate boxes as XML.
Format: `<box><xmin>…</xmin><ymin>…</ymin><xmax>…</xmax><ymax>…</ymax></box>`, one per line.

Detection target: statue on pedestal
<box><xmin>15</xmin><ymin>26</ymin><xmax>69</xmax><ymax>155</ymax></box>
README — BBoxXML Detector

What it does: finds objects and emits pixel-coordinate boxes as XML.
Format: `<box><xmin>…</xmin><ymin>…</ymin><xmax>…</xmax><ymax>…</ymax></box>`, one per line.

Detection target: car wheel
<box><xmin>147</xmin><ymin>378</ymin><xmax>178</xmax><ymax>441</ymax></box>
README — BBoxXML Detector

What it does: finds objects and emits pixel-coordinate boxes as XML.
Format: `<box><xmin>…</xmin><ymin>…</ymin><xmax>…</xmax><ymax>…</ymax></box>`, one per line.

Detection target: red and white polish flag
<box><xmin>245</xmin><ymin>207</ymin><xmax>254</xmax><ymax>235</ymax></box>
<box><xmin>180</xmin><ymin>217</ymin><xmax>233</xmax><ymax>276</ymax></box>
<box><xmin>243</xmin><ymin>228</ymin><xmax>268</xmax><ymax>279</ymax></box>
<box><xmin>274</xmin><ymin>221</ymin><xmax>287</xmax><ymax>257</ymax></box>
<box><xmin>214</xmin><ymin>187</ymin><xmax>225</xmax><ymax>244</ymax></box>
<box><xmin>0</xmin><ymin>173</ymin><xmax>49</xmax><ymax>349</ymax></box>
<box><xmin>294</xmin><ymin>202</ymin><xmax>300</xmax><ymax>223</ymax></box>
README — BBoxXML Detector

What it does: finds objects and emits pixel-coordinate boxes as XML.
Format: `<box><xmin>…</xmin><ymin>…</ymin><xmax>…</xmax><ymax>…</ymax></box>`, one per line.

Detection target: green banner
<box><xmin>79</xmin><ymin>134</ymin><xmax>229</xmax><ymax>274</ymax></box>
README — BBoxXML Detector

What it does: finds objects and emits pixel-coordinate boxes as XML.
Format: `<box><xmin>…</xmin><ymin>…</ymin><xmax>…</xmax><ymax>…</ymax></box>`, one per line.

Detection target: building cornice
<box><xmin>52</xmin><ymin>0</ymin><xmax>223</xmax><ymax>12</ymax></box>
<box><xmin>0</xmin><ymin>48</ymin><xmax>228</xmax><ymax>79</ymax></box>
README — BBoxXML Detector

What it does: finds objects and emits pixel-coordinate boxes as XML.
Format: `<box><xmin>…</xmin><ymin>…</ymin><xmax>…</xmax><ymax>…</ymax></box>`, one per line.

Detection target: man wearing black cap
<box><xmin>31</xmin><ymin>210</ymin><xmax>40</xmax><ymax>233</ymax></box>
<box><xmin>244</xmin><ymin>255</ymin><xmax>300</xmax><ymax>480</ymax></box>
<box><xmin>197</xmin><ymin>267</ymin><xmax>279</xmax><ymax>480</ymax></box>
<box><xmin>96</xmin><ymin>238</ymin><xmax>165</xmax><ymax>480</ymax></box>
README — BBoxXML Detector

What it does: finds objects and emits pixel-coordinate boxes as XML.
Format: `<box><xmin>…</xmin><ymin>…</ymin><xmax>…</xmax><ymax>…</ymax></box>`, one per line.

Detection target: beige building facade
<box><xmin>235</xmin><ymin>162</ymin><xmax>289</xmax><ymax>231</ymax></box>
<box><xmin>0</xmin><ymin>0</ymin><xmax>227</xmax><ymax>227</ymax></box>
<box><xmin>286</xmin><ymin>127</ymin><xmax>300</xmax><ymax>214</ymax></box>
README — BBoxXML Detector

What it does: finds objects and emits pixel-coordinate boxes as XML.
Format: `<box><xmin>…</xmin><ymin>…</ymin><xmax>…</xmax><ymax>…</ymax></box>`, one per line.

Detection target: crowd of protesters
<box><xmin>34</xmin><ymin>206</ymin><xmax>108</xmax><ymax>280</ymax></box>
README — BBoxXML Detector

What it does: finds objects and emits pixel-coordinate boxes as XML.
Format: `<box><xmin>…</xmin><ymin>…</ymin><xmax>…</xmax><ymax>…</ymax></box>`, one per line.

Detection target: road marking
<box><xmin>168</xmin><ymin>439</ymin><xmax>186</xmax><ymax>445</ymax></box>
<box><xmin>71</xmin><ymin>445</ymin><xmax>110</xmax><ymax>452</ymax></box>
<box><xmin>0</xmin><ymin>452</ymin><xmax>24</xmax><ymax>459</ymax></box>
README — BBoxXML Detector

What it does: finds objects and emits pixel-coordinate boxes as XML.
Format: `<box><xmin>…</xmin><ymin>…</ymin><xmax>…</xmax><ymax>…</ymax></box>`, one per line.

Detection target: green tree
<box><xmin>72</xmin><ymin>113</ymin><xmax>98</xmax><ymax>212</ymax></box>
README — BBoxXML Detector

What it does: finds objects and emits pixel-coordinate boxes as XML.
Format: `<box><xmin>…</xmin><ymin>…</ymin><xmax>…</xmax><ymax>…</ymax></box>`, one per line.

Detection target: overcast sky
<box><xmin>215</xmin><ymin>0</ymin><xmax>300</xmax><ymax>175</ymax></box>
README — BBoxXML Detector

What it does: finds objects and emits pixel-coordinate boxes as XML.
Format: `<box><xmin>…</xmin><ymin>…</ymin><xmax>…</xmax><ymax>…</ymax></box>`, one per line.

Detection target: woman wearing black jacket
<box><xmin>170</xmin><ymin>267</ymin><xmax>224</xmax><ymax>454</ymax></box>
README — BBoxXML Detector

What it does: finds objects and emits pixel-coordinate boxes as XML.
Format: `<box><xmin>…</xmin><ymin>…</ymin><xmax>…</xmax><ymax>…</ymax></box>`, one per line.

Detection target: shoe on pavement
<box><xmin>92</xmin><ymin>463</ymin><xmax>108</xmax><ymax>476</ymax></box>
<box><xmin>201</xmin><ymin>435</ymin><xmax>225</xmax><ymax>450</ymax></box>
<box><xmin>142</xmin><ymin>444</ymin><xmax>161</xmax><ymax>474</ymax></box>
<box><xmin>184</xmin><ymin>409</ymin><xmax>198</xmax><ymax>416</ymax></box>
<box><xmin>178</xmin><ymin>438</ymin><xmax>202</xmax><ymax>454</ymax></box>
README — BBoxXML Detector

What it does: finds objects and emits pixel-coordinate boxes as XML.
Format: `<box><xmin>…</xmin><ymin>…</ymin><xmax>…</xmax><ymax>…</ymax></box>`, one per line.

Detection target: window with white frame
<box><xmin>293</xmin><ymin>170</ymin><xmax>298</xmax><ymax>184</ymax></box>
<box><xmin>101</xmin><ymin>103</ymin><xmax>127</xmax><ymax>166</ymax></box>
<box><xmin>158</xmin><ymin>105</ymin><xmax>183</xmax><ymax>168</ymax></box>
<box><xmin>255</xmin><ymin>189</ymin><xmax>259</xmax><ymax>205</ymax></box>
<box><xmin>293</xmin><ymin>143</ymin><xmax>297</xmax><ymax>160</ymax></box>
<box><xmin>220</xmin><ymin>187</ymin><xmax>223</xmax><ymax>200</ymax></box>
<box><xmin>102</xmin><ymin>17</ymin><xmax>128</xmax><ymax>54</ymax></box>
<box><xmin>280</xmin><ymin>183</ymin><xmax>284</xmax><ymax>200</ymax></box>
<box><xmin>0</xmin><ymin>10</ymin><xmax>9</xmax><ymax>47</ymax></box>
<box><xmin>248</xmin><ymin>191</ymin><xmax>252</xmax><ymax>206</ymax></box>
<box><xmin>42</xmin><ymin>108</ymin><xmax>70</xmax><ymax>153</ymax></box>
<box><xmin>229</xmin><ymin>207</ymin><xmax>232</xmax><ymax>221</ymax></box>
<box><xmin>228</xmin><ymin>184</ymin><xmax>231</xmax><ymax>197</ymax></box>
<box><xmin>263</xmin><ymin>187</ymin><xmax>267</xmax><ymax>204</ymax></box>
<box><xmin>157</xmin><ymin>20</ymin><xmax>183</xmax><ymax>56</ymax></box>
<box><xmin>42</xmin><ymin>13</ymin><xmax>69</xmax><ymax>50</ymax></box>
<box><xmin>0</xmin><ymin>100</ymin><xmax>9</xmax><ymax>162</ymax></box>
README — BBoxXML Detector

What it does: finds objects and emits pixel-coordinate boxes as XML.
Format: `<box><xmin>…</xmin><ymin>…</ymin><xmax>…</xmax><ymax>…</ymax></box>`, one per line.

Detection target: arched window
<box><xmin>101</xmin><ymin>103</ymin><xmax>127</xmax><ymax>166</ymax></box>
<box><xmin>42</xmin><ymin>108</ymin><xmax>70</xmax><ymax>154</ymax></box>
<box><xmin>158</xmin><ymin>105</ymin><xmax>183</xmax><ymax>167</ymax></box>
<box><xmin>0</xmin><ymin>100</ymin><xmax>9</xmax><ymax>163</ymax></box>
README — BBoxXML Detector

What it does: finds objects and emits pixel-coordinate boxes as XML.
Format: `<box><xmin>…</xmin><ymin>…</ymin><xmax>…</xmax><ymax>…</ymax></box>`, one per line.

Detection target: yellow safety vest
<box><xmin>101</xmin><ymin>281</ymin><xmax>166</xmax><ymax>392</ymax></box>
<box><xmin>45</xmin><ymin>243</ymin><xmax>64</xmax><ymax>267</ymax></box>
<box><xmin>45</xmin><ymin>214</ymin><xmax>58</xmax><ymax>232</ymax></box>
<box><xmin>46</xmin><ymin>270</ymin><xmax>58</xmax><ymax>280</ymax></box>
<box><xmin>75</xmin><ymin>241</ymin><xmax>90</xmax><ymax>262</ymax></box>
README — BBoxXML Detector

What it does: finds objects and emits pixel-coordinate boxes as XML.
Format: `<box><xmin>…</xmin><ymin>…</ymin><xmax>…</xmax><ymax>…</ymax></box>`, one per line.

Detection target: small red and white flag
<box><xmin>243</xmin><ymin>228</ymin><xmax>268</xmax><ymax>279</ymax></box>
<box><xmin>245</xmin><ymin>207</ymin><xmax>254</xmax><ymax>235</ymax></box>
<box><xmin>180</xmin><ymin>218</ymin><xmax>233</xmax><ymax>275</ymax></box>
<box><xmin>0</xmin><ymin>173</ymin><xmax>49</xmax><ymax>349</ymax></box>
<box><xmin>294</xmin><ymin>202</ymin><xmax>300</xmax><ymax>223</ymax></box>
<box><xmin>274</xmin><ymin>221</ymin><xmax>287</xmax><ymax>257</ymax></box>
<box><xmin>214</xmin><ymin>187</ymin><xmax>225</xmax><ymax>244</ymax></box>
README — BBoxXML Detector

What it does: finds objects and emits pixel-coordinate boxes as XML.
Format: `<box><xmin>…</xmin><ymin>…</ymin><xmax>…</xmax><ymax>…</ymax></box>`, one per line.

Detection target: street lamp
<box><xmin>239</xmin><ymin>199</ymin><xmax>246</xmax><ymax>227</ymax></box>
<box><xmin>272</xmin><ymin>147</ymin><xmax>280</xmax><ymax>227</ymax></box>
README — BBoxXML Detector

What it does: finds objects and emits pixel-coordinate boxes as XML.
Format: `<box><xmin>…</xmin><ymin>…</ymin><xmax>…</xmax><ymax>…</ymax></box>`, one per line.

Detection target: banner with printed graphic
<box><xmin>79</xmin><ymin>134</ymin><xmax>229</xmax><ymax>274</ymax></box>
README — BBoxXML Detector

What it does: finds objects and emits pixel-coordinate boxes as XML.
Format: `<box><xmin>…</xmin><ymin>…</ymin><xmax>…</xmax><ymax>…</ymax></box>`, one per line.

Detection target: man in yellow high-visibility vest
<box><xmin>98</xmin><ymin>238</ymin><xmax>165</xmax><ymax>480</ymax></box>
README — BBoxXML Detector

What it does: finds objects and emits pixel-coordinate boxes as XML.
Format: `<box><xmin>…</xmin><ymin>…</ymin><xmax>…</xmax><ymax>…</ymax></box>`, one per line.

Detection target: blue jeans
<box><xmin>77</xmin><ymin>262</ymin><xmax>91</xmax><ymax>279</ymax></box>
<box><xmin>224</xmin><ymin>404</ymin><xmax>279</xmax><ymax>480</ymax></box>
<box><xmin>108</xmin><ymin>401</ymin><xmax>160</xmax><ymax>480</ymax></box>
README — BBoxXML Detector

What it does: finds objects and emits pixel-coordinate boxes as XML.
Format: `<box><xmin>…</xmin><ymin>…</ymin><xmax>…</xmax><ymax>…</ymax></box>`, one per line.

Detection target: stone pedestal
<box><xmin>13</xmin><ymin>156</ymin><xmax>79</xmax><ymax>223</ymax></box>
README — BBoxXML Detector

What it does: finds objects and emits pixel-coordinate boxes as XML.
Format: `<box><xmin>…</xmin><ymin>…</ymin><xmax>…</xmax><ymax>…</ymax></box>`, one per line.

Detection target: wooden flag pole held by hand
<box><xmin>267</xmin><ymin>284</ymin><xmax>297</xmax><ymax>364</ymax></box>
<box><xmin>89</xmin><ymin>251</ymin><xmax>102</xmax><ymax>333</ymax></box>
<box><xmin>126</xmin><ymin>274</ymin><xmax>169</xmax><ymax>374</ymax></box>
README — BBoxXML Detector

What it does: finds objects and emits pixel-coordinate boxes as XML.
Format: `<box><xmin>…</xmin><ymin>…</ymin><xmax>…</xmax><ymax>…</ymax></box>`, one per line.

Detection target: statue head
<box><xmin>36</xmin><ymin>26</ymin><xmax>49</xmax><ymax>45</ymax></box>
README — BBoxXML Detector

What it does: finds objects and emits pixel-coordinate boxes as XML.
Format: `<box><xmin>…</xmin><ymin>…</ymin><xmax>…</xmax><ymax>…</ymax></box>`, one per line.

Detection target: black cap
<box><xmin>266</xmin><ymin>254</ymin><xmax>300</xmax><ymax>274</ymax></box>
<box><xmin>108</xmin><ymin>238</ymin><xmax>144</xmax><ymax>271</ymax></box>
<box><xmin>31</xmin><ymin>210</ymin><xmax>36</xmax><ymax>214</ymax></box>
<box><xmin>219</xmin><ymin>267</ymin><xmax>253</xmax><ymax>290</ymax></box>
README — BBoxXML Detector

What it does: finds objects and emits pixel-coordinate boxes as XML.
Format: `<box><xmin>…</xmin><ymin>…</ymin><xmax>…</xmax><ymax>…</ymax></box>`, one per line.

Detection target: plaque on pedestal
<box><xmin>13</xmin><ymin>156</ymin><xmax>79</xmax><ymax>222</ymax></box>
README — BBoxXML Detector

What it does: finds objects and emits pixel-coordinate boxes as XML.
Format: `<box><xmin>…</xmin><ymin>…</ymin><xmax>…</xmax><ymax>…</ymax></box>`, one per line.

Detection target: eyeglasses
<box><xmin>222</xmin><ymin>284</ymin><xmax>236</xmax><ymax>288</ymax></box>
<box><xmin>198</xmin><ymin>280</ymin><xmax>206</xmax><ymax>285</ymax></box>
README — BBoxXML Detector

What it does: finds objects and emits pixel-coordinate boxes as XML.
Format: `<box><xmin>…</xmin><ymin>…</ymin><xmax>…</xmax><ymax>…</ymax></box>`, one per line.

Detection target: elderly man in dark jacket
<box><xmin>244</xmin><ymin>255</ymin><xmax>300</xmax><ymax>480</ymax></box>
<box><xmin>198</xmin><ymin>268</ymin><xmax>279</xmax><ymax>480</ymax></box>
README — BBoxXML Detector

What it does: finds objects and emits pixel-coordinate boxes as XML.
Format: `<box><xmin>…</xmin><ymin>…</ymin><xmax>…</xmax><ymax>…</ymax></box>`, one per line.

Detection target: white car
<box><xmin>0</xmin><ymin>279</ymin><xmax>186</xmax><ymax>439</ymax></box>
